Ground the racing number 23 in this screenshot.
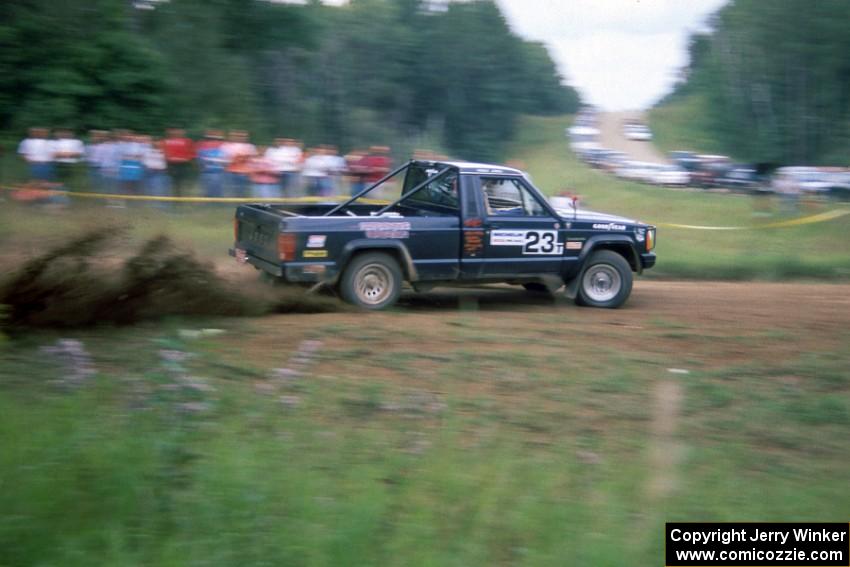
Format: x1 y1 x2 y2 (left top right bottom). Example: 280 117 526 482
523 230 559 255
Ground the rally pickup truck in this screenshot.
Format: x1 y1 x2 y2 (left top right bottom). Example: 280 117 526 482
230 160 656 309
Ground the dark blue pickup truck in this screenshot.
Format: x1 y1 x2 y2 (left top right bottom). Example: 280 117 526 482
231 160 656 309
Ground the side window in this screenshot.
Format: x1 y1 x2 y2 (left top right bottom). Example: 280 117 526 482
405 171 459 215
481 177 548 217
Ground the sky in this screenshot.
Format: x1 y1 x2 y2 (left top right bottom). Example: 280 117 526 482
283 0 728 111
496 0 728 111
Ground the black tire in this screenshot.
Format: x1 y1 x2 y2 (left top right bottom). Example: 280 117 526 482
575 250 633 309
340 252 403 310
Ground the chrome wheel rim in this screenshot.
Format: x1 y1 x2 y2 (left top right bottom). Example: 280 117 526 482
355 263 393 305
582 264 621 302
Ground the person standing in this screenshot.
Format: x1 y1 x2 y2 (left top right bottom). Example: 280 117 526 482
17 127 55 184
197 130 226 199
163 128 195 197
362 146 391 184
99 130 123 198
344 148 368 196
142 136 171 207
325 145 347 195
264 137 302 197
222 130 256 198
248 149 281 200
52 129 84 191
301 147 332 197
85 130 107 192
118 132 145 198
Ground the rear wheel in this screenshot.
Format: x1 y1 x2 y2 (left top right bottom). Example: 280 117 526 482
576 250 632 308
340 252 402 310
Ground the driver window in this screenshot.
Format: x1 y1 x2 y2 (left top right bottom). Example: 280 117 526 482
404 171 459 215
481 177 548 216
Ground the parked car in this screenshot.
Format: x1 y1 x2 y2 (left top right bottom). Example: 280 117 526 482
772 167 833 194
650 165 690 187
669 150 703 171
623 124 652 141
826 170 850 201
690 155 732 188
717 165 758 191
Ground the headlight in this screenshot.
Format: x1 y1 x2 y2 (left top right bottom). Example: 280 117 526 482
646 227 656 251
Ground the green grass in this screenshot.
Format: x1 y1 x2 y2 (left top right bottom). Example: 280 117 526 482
506 115 850 280
1 317 848 566
646 92 730 158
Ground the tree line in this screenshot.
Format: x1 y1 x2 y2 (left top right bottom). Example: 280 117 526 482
0 0 580 162
662 0 850 166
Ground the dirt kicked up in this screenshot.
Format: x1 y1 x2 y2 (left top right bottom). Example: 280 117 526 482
0 228 344 329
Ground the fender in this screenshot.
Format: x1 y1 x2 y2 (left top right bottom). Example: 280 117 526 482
338 239 419 282
563 234 641 281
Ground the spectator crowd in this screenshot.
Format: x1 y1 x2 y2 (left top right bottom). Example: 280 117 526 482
16 127 396 202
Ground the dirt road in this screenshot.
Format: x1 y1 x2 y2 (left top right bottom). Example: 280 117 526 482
234 280 850 372
597 111 669 164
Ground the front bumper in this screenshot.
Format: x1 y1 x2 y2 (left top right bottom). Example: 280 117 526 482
640 252 656 270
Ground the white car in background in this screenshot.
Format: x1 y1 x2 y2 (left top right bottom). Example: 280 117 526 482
650 165 690 187
615 161 656 183
624 124 652 141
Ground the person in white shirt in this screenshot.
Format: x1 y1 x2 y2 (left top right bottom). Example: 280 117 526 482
324 145 347 194
264 137 302 196
18 127 55 183
53 129 85 190
302 146 333 196
141 135 171 207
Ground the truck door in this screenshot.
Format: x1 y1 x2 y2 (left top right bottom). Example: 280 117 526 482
476 175 565 276
396 169 461 281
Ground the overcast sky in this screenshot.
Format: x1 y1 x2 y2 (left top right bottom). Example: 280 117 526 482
496 0 728 111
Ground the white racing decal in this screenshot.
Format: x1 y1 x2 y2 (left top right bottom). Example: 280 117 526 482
358 221 411 239
490 230 525 246
307 234 327 248
592 222 627 231
490 230 563 255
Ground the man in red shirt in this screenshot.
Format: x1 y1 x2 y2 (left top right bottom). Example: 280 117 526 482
360 145 392 186
162 128 195 197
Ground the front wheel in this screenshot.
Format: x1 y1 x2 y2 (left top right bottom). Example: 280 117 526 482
576 250 633 308
340 252 403 310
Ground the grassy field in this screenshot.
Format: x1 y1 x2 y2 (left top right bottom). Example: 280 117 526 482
2 300 849 566
645 93 729 159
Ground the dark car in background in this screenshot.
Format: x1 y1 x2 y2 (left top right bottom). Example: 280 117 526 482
717 165 758 191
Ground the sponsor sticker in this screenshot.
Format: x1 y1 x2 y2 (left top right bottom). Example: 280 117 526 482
490 230 563 255
303 250 328 258
490 230 526 246
307 235 327 248
358 221 411 239
592 222 627 231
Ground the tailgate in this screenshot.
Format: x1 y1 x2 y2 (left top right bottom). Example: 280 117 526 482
234 205 284 265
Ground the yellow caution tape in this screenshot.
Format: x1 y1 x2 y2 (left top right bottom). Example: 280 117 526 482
0 185 388 205
2 185 847 229
654 208 850 230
